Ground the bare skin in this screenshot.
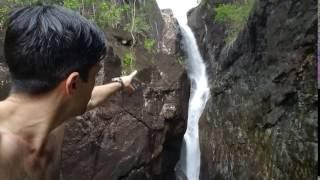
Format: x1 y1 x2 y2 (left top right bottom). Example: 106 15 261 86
0 63 137 180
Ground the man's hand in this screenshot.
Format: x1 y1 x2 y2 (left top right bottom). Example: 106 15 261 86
112 70 138 93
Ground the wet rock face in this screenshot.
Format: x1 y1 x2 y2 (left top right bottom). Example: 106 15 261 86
61 6 189 180
189 0 317 179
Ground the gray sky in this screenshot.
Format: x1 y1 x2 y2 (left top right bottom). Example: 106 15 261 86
156 0 199 24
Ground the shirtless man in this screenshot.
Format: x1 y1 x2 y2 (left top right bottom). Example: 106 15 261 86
0 5 137 180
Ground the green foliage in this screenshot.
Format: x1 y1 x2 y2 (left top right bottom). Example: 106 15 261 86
0 6 9 30
64 0 152 34
122 51 135 75
95 2 129 28
143 38 156 53
63 0 79 10
0 0 63 29
1 0 60 7
124 15 151 35
62 0 151 34
0 0 153 48
0 0 152 36
215 1 253 24
214 0 254 43
176 56 184 65
0 0 41 29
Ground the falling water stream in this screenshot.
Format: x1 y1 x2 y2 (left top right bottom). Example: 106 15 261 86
156 1 210 179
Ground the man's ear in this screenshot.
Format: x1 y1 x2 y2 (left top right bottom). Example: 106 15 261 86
65 72 80 96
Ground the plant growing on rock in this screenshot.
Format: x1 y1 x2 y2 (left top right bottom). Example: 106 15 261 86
124 15 150 35
176 56 184 65
143 38 156 53
63 0 130 28
122 51 135 75
63 0 80 10
0 0 65 30
214 0 254 43
0 0 41 29
124 13 151 47
95 1 129 28
0 6 9 30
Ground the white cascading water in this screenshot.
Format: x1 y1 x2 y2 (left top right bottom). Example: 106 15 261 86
157 1 210 179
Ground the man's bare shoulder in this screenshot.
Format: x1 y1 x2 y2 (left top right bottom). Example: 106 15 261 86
0 128 20 160
0 127 31 179
0 102 26 161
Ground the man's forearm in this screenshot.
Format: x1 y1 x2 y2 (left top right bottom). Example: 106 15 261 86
86 82 122 111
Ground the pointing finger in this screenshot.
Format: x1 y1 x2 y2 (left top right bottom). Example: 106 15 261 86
129 70 138 78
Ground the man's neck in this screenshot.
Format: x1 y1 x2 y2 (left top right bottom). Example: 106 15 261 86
0 92 70 154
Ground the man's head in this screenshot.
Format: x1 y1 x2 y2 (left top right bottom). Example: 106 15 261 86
4 5 106 115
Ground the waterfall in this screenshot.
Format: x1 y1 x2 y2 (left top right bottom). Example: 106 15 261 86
156 1 210 179
178 24 210 180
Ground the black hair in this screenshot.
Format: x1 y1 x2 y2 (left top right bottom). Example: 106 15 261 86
4 5 106 94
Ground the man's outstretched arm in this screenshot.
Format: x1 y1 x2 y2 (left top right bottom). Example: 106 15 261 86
86 70 137 111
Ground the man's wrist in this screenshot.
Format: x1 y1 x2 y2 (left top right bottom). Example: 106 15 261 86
111 78 124 90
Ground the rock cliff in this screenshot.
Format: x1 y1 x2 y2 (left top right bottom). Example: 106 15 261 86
188 0 318 179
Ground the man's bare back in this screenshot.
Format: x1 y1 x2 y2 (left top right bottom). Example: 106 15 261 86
0 124 64 180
